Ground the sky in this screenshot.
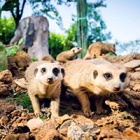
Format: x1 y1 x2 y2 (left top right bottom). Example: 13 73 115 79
100 0 140 43
2 0 140 44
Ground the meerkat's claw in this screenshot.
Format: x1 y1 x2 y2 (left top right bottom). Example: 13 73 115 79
84 111 94 118
35 112 42 118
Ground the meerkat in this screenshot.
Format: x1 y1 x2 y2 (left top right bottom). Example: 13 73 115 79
83 42 116 59
25 61 64 118
56 47 82 64
63 59 130 117
41 55 55 63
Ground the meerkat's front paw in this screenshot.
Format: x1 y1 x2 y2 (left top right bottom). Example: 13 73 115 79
83 110 94 118
35 112 42 118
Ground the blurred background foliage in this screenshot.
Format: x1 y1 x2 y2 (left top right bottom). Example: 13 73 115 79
0 17 15 44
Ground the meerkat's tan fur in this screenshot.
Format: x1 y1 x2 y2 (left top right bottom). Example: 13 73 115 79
41 55 55 63
63 59 130 117
25 61 64 118
56 47 82 63
83 42 116 59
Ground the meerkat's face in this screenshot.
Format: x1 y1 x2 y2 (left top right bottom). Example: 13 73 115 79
110 44 116 54
105 43 116 54
92 63 130 94
34 63 64 85
71 47 82 54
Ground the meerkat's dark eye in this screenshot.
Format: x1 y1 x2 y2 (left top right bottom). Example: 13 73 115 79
41 67 46 73
53 67 60 76
120 72 126 82
104 73 112 80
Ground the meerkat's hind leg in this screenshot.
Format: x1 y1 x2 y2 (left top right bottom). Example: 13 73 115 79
76 90 94 117
50 97 60 118
94 96 108 114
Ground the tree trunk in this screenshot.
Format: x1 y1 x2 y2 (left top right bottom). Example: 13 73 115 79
10 16 50 60
77 0 87 58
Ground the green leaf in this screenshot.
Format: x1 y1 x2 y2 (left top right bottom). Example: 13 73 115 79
18 38 24 46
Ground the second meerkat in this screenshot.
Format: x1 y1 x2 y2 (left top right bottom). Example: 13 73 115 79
56 47 82 64
25 61 64 118
63 59 130 117
83 42 116 59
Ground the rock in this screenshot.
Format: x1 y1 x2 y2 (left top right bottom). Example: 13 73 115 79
0 116 9 125
133 84 140 92
98 127 124 139
59 119 74 136
131 72 140 80
105 100 119 113
67 122 85 140
135 67 140 72
67 122 92 140
121 91 140 109
27 118 43 131
55 114 70 124
123 128 140 138
124 60 140 71
82 123 100 138
5 104 15 114
14 78 28 89
0 82 11 96
14 51 32 70
4 133 30 140
35 128 64 140
0 69 12 83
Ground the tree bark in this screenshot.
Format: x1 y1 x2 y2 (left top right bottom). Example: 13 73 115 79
10 16 50 60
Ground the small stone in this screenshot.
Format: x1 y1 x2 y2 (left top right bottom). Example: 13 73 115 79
131 72 140 80
0 69 12 83
27 118 43 131
124 60 140 71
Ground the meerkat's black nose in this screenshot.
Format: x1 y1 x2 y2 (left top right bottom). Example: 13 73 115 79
113 86 120 91
47 78 53 83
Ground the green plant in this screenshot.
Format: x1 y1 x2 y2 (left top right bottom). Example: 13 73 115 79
5 38 24 56
0 42 8 71
0 16 15 44
6 92 33 112
32 57 38 62
106 52 116 57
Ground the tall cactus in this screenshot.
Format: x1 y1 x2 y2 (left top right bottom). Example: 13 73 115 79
0 42 8 72
77 0 87 58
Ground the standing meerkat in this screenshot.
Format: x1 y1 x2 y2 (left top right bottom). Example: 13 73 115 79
25 61 64 118
63 59 130 117
83 42 116 59
56 47 82 64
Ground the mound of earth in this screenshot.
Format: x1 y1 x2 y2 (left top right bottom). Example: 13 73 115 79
0 53 140 140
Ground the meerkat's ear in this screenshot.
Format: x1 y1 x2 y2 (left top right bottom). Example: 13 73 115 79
34 68 38 77
93 70 98 79
61 68 65 77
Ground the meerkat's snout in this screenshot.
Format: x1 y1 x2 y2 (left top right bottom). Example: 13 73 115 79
113 84 121 91
47 77 53 84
